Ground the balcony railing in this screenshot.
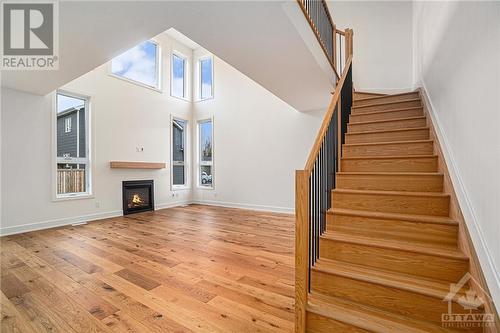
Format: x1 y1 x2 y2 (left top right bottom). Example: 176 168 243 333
296 0 352 79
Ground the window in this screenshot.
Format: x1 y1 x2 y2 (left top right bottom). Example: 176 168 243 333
64 117 72 133
198 119 213 188
171 53 186 99
56 92 91 197
199 57 213 100
172 117 187 187
111 40 160 89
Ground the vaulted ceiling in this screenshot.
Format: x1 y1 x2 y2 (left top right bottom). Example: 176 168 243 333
1 1 334 112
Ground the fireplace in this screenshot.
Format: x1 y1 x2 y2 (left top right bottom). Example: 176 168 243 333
122 180 154 215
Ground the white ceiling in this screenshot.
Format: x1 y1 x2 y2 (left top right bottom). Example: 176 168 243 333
1 1 334 111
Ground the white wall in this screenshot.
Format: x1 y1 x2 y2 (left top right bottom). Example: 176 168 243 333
191 48 324 210
327 1 414 93
413 1 500 307
1 33 323 235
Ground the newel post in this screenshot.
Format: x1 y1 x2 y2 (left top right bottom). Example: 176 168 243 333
345 28 354 60
295 170 309 333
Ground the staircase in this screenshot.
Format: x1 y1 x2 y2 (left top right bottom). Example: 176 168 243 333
301 92 485 332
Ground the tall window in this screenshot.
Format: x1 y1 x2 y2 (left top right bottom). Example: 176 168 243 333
171 53 186 99
56 92 91 197
198 119 213 188
172 118 187 187
111 40 160 89
199 57 213 100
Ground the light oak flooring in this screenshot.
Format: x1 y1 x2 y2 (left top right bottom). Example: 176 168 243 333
0 205 295 333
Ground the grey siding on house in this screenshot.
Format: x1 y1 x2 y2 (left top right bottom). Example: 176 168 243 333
57 108 85 158
173 165 185 185
79 109 86 157
172 120 185 185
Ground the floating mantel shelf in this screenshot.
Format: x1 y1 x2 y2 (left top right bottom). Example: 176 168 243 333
110 161 166 169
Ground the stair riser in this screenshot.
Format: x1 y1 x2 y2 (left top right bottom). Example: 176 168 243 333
332 191 450 216
327 213 458 247
341 157 438 173
352 100 422 114
342 141 434 158
306 311 371 333
345 128 429 144
348 118 427 133
319 238 468 281
311 270 481 329
353 92 420 107
354 92 386 100
349 108 423 123
336 173 443 192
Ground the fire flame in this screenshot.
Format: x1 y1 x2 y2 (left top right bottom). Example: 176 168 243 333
132 194 143 205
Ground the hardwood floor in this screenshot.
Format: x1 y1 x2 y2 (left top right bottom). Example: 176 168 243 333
0 205 295 333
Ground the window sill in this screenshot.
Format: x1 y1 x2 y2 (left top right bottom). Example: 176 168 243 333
171 186 190 191
109 73 162 93
53 193 94 202
170 94 191 102
195 96 214 103
197 185 214 190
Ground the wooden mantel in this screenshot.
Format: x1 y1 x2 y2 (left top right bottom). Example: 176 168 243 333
110 161 166 169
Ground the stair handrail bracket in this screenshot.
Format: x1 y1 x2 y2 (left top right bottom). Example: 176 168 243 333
295 54 353 332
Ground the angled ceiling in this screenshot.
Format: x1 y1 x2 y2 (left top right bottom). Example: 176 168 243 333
1 1 334 111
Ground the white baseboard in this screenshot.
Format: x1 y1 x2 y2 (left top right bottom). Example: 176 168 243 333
155 200 191 210
420 83 500 307
190 199 294 214
0 210 122 236
0 199 293 236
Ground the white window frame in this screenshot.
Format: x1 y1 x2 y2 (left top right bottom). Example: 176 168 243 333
53 90 93 200
170 50 189 101
197 118 214 189
64 117 72 133
171 115 189 190
198 55 214 101
109 39 162 92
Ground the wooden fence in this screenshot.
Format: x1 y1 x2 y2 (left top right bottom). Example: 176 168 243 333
57 169 86 194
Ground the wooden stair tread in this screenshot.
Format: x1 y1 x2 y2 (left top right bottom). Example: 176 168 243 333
341 154 438 161
352 98 422 110
353 92 419 104
350 106 423 116
312 258 471 302
321 231 468 260
348 115 426 126
328 208 458 225
337 171 443 176
343 139 433 147
333 188 449 198
354 91 387 97
345 127 429 136
307 292 459 333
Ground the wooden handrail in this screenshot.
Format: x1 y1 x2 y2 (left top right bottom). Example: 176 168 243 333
295 55 353 333
304 55 353 171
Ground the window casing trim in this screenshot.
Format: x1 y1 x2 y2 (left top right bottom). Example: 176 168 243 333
196 117 214 190
170 50 190 101
171 115 190 190
108 39 162 92
52 90 93 201
198 55 214 101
